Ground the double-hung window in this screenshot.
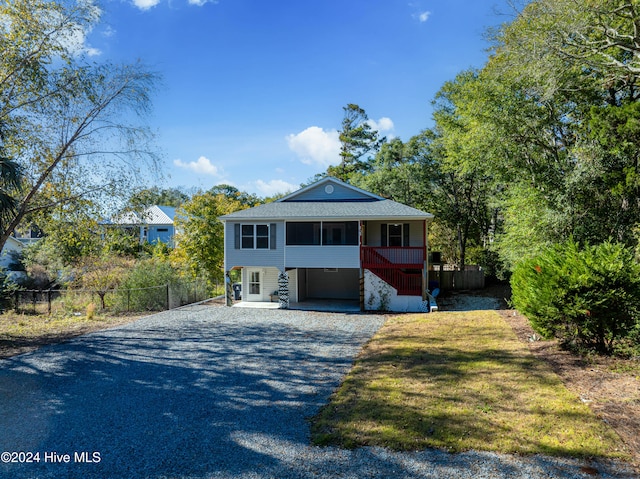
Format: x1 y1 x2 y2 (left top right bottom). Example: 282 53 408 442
241 224 270 249
255 224 269 249
381 223 410 247
388 224 403 247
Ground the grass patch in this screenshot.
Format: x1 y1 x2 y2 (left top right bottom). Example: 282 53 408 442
311 311 628 459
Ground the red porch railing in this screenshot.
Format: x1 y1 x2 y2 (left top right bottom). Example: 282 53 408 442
361 247 425 296
374 268 423 295
361 247 424 269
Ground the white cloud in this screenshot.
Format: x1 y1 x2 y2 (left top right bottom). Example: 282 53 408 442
252 179 297 197
84 46 101 57
418 11 431 23
61 25 102 56
286 126 341 167
102 26 116 38
188 0 218 5
367 117 395 133
132 0 161 10
173 156 221 176
131 0 216 8
45 1 102 57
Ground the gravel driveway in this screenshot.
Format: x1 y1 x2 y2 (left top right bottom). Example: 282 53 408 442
0 305 635 478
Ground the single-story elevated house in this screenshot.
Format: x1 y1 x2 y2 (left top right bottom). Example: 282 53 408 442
220 177 435 312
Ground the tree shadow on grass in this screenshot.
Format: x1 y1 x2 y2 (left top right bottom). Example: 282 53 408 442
311 318 624 460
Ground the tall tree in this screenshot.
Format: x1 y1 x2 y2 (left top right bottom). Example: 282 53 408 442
327 104 385 182
352 132 435 209
128 187 190 209
0 0 159 253
429 72 500 269
0 144 23 232
478 0 640 266
171 192 246 285
209 184 262 208
495 0 640 99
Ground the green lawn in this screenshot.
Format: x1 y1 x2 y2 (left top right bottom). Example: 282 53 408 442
311 311 628 459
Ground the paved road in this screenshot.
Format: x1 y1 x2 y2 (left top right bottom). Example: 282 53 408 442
0 305 635 479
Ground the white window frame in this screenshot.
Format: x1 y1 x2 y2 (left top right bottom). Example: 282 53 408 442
387 223 404 247
240 224 270 250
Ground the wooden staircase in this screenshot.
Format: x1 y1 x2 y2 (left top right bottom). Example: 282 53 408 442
361 247 423 296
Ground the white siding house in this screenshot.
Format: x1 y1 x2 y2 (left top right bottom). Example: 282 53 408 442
0 237 26 282
220 177 434 312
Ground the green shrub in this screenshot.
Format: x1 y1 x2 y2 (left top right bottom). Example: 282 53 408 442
511 240 640 355
114 257 181 312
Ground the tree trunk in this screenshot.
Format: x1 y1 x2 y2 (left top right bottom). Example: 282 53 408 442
458 226 466 271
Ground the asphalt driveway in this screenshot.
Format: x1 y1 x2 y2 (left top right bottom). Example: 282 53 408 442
0 305 634 479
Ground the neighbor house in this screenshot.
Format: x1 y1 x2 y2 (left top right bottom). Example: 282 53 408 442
0 236 26 282
220 177 434 312
103 205 177 246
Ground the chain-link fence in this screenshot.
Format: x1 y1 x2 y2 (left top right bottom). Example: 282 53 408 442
10 278 217 315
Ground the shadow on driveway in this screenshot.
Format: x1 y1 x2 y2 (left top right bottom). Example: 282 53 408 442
0 307 383 479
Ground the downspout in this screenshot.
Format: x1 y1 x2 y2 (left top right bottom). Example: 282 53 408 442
221 219 232 307
359 220 365 312
283 220 289 302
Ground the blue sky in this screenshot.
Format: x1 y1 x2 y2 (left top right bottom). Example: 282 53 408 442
85 0 512 197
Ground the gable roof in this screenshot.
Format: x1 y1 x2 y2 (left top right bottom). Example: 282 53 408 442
220 177 433 221
107 205 177 226
278 176 384 203
144 205 176 225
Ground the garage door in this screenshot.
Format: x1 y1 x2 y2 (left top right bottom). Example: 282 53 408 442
303 268 359 300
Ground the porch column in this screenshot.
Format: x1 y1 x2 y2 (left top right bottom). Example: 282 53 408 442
225 271 233 307
359 268 365 312
360 220 366 312
278 271 290 309
423 219 428 300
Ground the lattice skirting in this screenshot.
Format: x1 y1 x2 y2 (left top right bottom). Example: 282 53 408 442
278 271 289 309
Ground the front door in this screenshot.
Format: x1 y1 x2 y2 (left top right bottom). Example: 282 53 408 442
246 269 263 301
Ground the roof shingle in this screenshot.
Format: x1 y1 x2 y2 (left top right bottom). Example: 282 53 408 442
220 199 432 221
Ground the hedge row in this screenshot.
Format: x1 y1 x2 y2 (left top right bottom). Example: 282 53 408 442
511 240 640 355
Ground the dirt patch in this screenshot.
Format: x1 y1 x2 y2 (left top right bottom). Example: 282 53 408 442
437 284 511 311
498 308 640 468
0 297 226 360
201 297 226 306
0 313 147 359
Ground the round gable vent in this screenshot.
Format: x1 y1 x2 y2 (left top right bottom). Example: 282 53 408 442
325 184 334 194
